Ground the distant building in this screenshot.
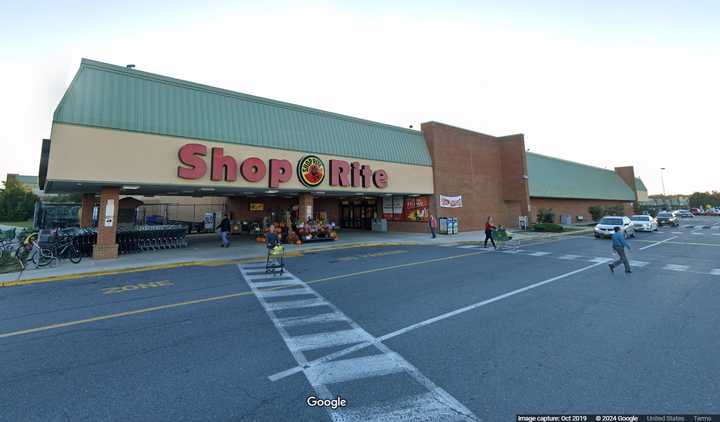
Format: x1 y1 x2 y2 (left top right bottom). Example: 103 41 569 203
5 174 41 196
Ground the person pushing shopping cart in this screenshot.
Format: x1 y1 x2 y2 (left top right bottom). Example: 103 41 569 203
265 224 284 275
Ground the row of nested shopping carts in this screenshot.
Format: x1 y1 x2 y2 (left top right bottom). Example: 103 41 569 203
69 225 189 256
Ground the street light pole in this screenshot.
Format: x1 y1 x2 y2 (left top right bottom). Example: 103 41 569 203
660 167 666 196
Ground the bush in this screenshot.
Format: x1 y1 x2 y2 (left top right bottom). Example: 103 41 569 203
533 223 564 233
588 206 605 221
536 208 555 224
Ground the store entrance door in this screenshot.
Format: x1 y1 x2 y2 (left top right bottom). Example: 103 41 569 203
340 199 377 230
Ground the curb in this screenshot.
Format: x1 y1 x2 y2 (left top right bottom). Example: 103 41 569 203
0 241 418 288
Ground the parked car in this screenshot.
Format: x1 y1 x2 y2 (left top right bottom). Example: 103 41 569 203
594 216 636 239
677 209 694 218
656 211 680 226
690 208 704 215
630 215 658 232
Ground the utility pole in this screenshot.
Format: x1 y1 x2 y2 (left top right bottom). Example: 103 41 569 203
660 167 666 196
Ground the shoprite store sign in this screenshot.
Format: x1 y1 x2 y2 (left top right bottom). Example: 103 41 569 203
176 143 389 189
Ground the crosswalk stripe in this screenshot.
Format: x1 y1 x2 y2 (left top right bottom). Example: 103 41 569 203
304 353 405 386
663 264 689 272
277 312 348 328
528 251 551 256
558 254 581 260
286 328 372 352
710 269 720 276
255 287 315 298
265 298 328 311
333 391 468 422
590 257 612 263
250 279 302 288
457 245 481 249
691 232 703 235
630 260 650 267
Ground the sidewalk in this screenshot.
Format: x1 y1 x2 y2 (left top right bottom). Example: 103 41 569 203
0 227 591 285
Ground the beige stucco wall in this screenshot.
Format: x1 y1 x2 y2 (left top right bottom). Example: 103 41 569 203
47 123 434 195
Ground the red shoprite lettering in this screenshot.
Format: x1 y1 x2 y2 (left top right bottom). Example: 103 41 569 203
177 144 388 189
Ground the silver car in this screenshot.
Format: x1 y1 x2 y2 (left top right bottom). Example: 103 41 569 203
631 215 658 232
594 216 636 239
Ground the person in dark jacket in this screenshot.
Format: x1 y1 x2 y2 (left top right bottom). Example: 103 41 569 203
216 214 231 247
428 214 437 239
484 216 497 249
608 226 632 273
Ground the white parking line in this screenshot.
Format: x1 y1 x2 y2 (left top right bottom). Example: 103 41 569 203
639 236 678 251
269 261 606 383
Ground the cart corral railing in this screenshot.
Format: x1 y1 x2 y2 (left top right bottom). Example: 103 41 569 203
136 203 226 232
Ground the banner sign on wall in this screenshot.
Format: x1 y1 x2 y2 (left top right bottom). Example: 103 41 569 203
439 195 463 208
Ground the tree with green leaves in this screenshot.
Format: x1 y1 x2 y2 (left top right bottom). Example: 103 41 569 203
0 178 38 221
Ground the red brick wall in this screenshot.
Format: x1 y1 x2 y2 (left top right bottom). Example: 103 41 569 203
387 221 427 233
530 197 634 223
422 122 530 231
314 197 340 223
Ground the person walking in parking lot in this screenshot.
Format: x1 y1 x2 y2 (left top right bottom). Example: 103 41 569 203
609 226 632 274
216 214 231 248
484 216 497 249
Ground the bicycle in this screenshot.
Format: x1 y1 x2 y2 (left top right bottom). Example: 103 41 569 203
0 228 18 259
13 232 38 273
32 232 82 267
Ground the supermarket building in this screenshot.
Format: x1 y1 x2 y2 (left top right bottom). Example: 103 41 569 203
39 59 645 259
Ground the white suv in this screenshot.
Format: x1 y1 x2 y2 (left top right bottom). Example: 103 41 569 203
594 216 636 239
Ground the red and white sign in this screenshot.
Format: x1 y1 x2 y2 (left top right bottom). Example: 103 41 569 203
439 195 463 208
176 143 389 189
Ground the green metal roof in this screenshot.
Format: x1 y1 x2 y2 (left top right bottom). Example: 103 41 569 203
635 177 647 192
53 59 432 166
527 152 636 201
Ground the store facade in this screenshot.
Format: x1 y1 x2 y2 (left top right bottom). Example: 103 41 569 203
39 59 643 259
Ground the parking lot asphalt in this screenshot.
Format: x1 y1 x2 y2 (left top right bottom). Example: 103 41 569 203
1 216 719 421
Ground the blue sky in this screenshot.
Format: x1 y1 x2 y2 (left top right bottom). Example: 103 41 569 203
2 0 719 194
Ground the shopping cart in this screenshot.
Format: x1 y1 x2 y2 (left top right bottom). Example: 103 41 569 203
265 244 285 275
492 227 520 251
